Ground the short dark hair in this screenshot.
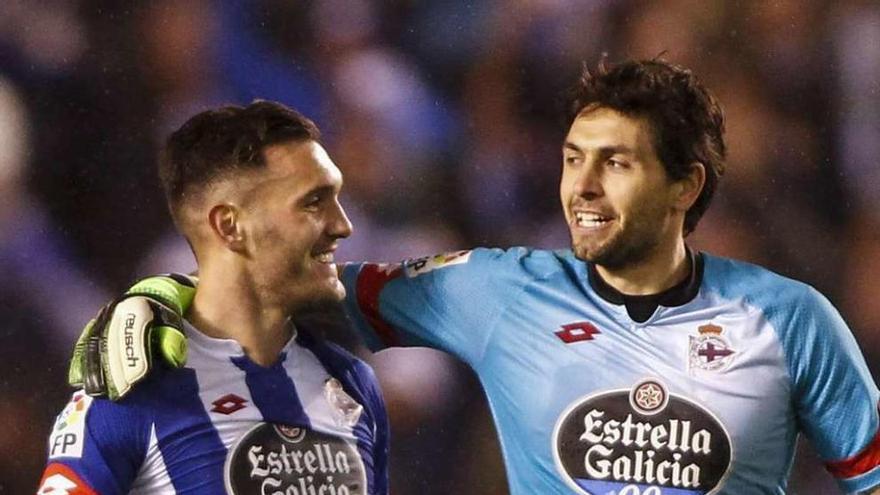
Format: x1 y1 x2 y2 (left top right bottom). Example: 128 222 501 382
566 58 726 235
159 100 320 221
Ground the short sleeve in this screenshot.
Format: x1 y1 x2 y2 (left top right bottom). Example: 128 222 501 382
780 288 880 493
38 390 150 495
340 248 527 366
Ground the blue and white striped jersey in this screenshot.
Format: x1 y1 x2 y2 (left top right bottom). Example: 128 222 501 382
40 322 389 495
341 247 880 495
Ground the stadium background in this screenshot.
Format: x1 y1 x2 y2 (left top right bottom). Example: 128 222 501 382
1 0 878 493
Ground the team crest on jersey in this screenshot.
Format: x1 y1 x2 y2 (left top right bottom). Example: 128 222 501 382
225 422 367 495
553 378 733 495
48 391 93 459
325 378 363 427
403 250 471 277
688 324 737 374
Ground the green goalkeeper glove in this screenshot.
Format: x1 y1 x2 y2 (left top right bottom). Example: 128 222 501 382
68 273 197 400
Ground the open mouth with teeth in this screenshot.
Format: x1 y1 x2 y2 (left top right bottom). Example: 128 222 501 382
574 212 614 229
312 251 335 264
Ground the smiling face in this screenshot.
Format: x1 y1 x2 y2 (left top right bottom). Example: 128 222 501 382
560 106 686 269
238 140 352 312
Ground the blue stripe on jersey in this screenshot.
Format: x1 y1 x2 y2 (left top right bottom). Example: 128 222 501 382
146 367 227 493
73 398 151 494
231 353 311 427
297 330 388 495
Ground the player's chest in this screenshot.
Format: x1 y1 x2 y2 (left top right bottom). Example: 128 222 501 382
144 359 373 495
480 294 793 494
484 291 788 397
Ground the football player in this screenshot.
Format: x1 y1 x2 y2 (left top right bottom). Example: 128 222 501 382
40 102 389 494
67 60 880 494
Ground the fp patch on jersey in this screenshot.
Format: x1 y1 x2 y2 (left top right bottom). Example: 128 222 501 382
48 391 93 459
403 250 471 278
553 379 733 494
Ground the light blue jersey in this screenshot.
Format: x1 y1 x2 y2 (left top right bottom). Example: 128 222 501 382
341 247 880 494
40 323 389 495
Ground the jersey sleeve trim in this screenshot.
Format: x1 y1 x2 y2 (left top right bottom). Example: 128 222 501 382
38 462 99 495
826 403 880 479
354 263 404 347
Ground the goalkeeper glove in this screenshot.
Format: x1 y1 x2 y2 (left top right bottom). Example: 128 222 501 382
68 273 197 400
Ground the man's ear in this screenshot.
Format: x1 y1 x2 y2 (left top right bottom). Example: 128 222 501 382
674 162 706 212
207 203 246 252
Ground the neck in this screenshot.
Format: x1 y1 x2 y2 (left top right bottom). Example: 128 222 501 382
188 260 292 367
595 237 689 296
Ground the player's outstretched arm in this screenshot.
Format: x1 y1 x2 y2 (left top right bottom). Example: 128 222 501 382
68 274 196 400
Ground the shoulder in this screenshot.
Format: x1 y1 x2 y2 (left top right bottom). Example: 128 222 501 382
699 254 862 380
699 252 848 352
445 246 576 280
297 331 381 396
700 252 820 312
310 339 387 420
47 389 152 464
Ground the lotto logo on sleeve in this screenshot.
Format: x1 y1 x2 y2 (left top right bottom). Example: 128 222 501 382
48 391 93 459
38 463 97 494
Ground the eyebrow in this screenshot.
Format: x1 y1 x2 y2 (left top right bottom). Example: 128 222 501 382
298 184 337 202
562 142 636 156
562 142 582 153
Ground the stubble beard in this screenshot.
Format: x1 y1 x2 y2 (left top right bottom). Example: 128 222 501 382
571 212 664 271
292 282 346 314
254 257 344 317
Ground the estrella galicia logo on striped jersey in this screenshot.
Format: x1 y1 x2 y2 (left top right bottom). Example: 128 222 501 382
225 423 366 495
553 379 733 495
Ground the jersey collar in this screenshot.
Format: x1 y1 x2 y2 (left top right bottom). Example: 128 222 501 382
587 247 704 323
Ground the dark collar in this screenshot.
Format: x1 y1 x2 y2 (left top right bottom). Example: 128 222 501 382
587 248 704 323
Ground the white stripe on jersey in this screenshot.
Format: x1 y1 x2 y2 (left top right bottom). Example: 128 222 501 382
130 424 173 494
186 326 263 448
132 321 365 488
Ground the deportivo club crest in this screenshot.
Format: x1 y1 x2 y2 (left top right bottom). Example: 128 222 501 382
324 378 363 428
553 378 733 495
689 324 736 373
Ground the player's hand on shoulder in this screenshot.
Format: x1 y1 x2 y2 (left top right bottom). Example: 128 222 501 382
68 273 197 400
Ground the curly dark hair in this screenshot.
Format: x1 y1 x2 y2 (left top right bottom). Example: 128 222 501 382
566 58 726 235
160 100 320 220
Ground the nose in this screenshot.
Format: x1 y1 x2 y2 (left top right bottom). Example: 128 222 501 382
572 160 603 200
328 199 353 239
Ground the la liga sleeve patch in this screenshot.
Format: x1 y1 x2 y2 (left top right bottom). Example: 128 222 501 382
403 250 471 278
48 391 93 459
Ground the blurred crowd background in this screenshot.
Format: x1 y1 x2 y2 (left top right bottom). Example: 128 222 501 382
1 0 878 493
